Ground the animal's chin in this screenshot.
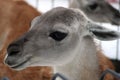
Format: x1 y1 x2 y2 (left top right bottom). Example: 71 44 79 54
11 65 27 71
10 59 30 71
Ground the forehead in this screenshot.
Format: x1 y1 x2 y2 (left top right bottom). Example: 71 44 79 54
40 7 81 26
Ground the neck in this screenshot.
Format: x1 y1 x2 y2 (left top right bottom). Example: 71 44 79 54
55 37 100 80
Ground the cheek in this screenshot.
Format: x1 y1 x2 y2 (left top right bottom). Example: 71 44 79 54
27 44 79 66
23 44 35 54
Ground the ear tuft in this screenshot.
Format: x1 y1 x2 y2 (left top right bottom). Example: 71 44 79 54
30 16 41 30
91 30 120 40
87 21 120 41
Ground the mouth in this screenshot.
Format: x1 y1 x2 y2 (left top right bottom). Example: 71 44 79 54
11 60 28 68
8 58 30 70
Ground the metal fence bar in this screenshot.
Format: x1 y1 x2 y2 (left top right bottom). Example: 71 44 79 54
118 0 120 60
116 0 120 60
116 29 119 60
51 0 55 8
100 69 120 80
68 0 71 5
36 0 39 10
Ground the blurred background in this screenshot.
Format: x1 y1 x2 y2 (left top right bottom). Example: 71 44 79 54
24 0 120 61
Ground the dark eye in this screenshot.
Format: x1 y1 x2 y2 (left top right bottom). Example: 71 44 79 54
49 31 67 41
87 3 99 11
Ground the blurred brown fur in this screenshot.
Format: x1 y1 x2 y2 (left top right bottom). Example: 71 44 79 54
97 50 117 80
0 0 53 80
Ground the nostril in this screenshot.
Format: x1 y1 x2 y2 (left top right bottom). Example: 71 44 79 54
7 44 21 56
8 50 20 56
24 38 29 42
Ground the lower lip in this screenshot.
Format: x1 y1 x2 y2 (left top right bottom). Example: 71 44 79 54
10 59 28 69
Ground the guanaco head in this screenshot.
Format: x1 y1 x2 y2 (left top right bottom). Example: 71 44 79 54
69 0 120 25
4 7 120 70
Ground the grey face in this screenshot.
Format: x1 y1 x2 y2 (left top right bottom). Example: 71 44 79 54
70 0 120 25
4 7 83 70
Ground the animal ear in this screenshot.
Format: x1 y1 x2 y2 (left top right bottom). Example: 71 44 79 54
30 16 41 30
87 21 120 41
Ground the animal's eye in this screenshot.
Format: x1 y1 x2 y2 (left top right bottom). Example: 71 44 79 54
87 3 99 11
49 31 67 41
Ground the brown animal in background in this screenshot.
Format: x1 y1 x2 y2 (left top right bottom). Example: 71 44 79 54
0 0 53 80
